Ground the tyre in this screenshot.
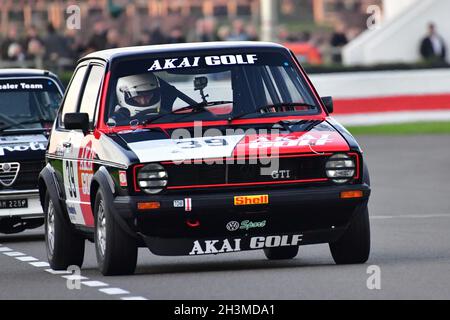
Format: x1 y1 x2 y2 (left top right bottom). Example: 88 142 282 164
94 189 137 276
264 246 299 260
329 206 370 265
44 191 85 270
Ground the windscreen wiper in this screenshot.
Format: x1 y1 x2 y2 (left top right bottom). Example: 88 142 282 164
230 102 317 121
273 119 324 133
143 100 233 125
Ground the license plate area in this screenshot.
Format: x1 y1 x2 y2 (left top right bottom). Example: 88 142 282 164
0 199 28 209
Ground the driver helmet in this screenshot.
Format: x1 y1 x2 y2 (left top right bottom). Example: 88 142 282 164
116 73 161 117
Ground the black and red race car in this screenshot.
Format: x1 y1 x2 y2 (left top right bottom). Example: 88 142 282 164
39 42 371 275
0 69 63 234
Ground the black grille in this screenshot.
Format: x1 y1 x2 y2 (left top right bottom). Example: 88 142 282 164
6 160 45 190
167 163 225 186
165 156 327 188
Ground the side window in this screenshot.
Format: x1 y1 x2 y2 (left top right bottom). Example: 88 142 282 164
79 65 104 126
60 66 88 127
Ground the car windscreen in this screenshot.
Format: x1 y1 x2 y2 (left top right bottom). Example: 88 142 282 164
105 51 321 127
0 78 62 132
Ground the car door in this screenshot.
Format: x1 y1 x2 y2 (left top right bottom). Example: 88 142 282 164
48 64 88 225
62 63 105 228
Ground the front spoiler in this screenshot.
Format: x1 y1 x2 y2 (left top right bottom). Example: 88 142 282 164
141 228 346 256
111 184 370 255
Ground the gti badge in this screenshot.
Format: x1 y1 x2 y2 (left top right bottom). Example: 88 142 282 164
271 170 291 180
0 162 20 187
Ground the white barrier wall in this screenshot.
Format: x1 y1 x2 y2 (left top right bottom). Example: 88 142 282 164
343 0 450 65
382 0 418 21
309 68 450 99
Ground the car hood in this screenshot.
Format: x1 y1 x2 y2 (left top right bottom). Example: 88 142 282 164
118 120 350 163
0 133 48 162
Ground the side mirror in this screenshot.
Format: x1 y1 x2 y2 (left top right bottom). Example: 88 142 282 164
321 96 333 114
64 113 90 133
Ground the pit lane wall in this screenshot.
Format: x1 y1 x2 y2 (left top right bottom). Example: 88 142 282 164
309 68 450 125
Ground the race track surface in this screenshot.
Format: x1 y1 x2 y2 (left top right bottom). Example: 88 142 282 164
1 135 450 300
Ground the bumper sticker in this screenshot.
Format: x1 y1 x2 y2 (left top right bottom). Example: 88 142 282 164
189 234 303 255
234 195 269 206
226 220 267 232
173 200 184 208
184 198 192 211
119 171 127 187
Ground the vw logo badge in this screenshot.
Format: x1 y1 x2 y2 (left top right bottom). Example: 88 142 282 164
226 221 240 232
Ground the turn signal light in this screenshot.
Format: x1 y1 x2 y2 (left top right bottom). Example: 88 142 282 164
137 201 161 210
340 190 364 199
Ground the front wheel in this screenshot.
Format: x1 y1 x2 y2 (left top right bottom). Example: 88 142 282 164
264 246 299 260
44 191 85 270
94 189 137 276
329 206 370 264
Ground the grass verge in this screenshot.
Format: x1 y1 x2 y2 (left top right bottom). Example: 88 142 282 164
347 122 450 135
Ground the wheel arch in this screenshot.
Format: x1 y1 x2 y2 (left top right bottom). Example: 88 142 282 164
362 161 370 187
38 164 71 226
90 166 139 240
90 166 115 218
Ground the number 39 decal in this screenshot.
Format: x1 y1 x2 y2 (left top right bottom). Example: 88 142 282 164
65 160 77 198
176 138 228 149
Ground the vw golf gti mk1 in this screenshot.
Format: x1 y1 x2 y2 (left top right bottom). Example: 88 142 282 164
39 42 371 275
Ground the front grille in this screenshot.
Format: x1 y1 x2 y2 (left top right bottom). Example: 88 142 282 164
165 155 328 189
0 163 20 187
0 160 45 190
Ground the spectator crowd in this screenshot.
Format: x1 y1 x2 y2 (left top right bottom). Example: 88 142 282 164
0 18 262 71
1 17 447 71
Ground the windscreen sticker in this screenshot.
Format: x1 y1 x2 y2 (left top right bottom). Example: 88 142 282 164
0 83 44 90
148 54 258 71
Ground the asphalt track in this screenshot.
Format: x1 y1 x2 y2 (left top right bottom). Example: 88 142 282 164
1 135 450 300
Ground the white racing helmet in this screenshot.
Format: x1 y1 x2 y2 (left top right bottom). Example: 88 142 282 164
116 73 161 117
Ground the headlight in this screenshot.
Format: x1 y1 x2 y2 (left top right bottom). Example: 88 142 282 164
137 163 168 194
325 154 355 184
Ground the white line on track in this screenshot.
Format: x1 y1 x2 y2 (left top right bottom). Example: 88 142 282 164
0 243 148 300
3 251 25 257
99 288 130 295
29 261 50 267
62 274 88 281
45 269 71 275
15 256 38 262
81 280 108 287
371 214 450 220
120 296 149 300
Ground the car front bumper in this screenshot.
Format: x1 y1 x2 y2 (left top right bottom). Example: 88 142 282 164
112 184 371 256
0 189 43 218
